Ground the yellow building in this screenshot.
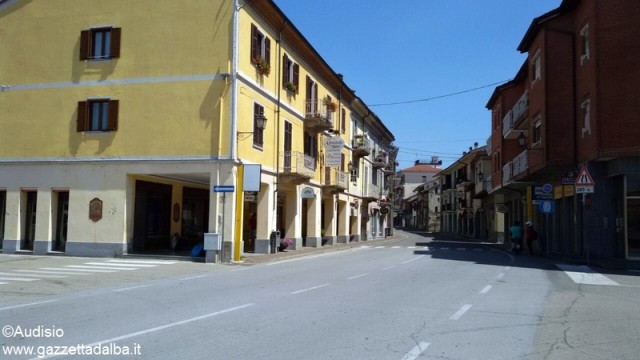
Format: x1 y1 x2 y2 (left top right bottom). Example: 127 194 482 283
0 0 396 260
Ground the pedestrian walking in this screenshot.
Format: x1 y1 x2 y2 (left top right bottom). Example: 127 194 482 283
525 221 538 255
510 220 524 255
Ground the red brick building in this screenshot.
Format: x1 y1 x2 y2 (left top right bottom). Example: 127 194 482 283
487 0 640 263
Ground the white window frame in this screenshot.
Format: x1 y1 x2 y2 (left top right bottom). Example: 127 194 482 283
533 116 542 145
581 99 591 138
531 50 542 85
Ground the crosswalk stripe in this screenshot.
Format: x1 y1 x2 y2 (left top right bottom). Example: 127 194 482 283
109 259 177 265
84 262 154 268
67 265 137 271
556 264 619 286
0 277 40 282
0 282 7 285
64 265 121 272
0 272 67 279
391 246 401 249
42 267 115 273
15 269 90 276
374 246 386 249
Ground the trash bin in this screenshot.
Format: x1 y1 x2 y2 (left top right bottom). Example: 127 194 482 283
270 231 280 254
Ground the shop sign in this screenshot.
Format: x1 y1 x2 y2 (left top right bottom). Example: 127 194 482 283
300 187 316 199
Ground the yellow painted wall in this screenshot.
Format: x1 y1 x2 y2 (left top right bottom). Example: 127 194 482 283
0 0 233 158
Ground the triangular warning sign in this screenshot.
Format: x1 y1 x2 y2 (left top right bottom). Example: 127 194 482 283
575 166 595 186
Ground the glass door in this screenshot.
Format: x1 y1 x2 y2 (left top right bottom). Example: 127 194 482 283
627 198 640 258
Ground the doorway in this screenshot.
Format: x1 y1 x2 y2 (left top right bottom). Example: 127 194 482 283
181 187 210 252
22 191 37 250
133 181 172 252
53 191 69 252
0 191 5 249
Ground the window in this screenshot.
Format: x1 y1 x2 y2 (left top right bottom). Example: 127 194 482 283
282 54 299 94
341 108 346 133
532 51 541 83
305 76 318 114
253 103 265 148
580 23 590 64
80 27 121 61
581 99 591 137
350 162 358 183
303 131 317 160
77 99 119 132
250 24 271 67
533 116 542 144
422 176 427 182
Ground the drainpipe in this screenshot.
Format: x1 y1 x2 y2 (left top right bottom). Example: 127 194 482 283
230 0 240 160
272 21 287 251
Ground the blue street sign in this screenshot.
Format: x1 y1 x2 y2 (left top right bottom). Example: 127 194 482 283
213 185 235 193
539 200 554 214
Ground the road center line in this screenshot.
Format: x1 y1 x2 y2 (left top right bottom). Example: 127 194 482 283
401 255 425 264
28 303 254 360
180 274 207 280
450 304 472 320
347 273 368 280
0 299 58 312
290 283 331 295
479 285 492 294
113 284 153 292
401 341 430 360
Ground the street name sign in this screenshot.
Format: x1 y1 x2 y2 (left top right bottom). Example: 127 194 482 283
213 185 235 193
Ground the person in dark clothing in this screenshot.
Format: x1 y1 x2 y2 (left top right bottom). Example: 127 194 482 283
525 221 538 256
510 220 524 255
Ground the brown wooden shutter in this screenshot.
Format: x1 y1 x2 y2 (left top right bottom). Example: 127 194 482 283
264 37 271 64
110 27 121 58
250 24 258 62
282 54 289 86
107 100 119 131
341 108 346 132
293 63 300 94
79 30 90 60
77 101 88 131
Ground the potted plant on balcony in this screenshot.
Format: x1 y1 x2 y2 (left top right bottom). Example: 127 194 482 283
252 56 271 76
285 81 297 93
323 96 337 112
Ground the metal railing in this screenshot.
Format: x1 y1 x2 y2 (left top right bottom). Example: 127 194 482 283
353 135 372 153
324 168 348 189
503 161 513 184
513 150 528 177
281 151 315 178
363 183 380 199
305 100 333 124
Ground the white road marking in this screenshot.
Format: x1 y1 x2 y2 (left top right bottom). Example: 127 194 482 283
347 273 368 280
28 303 254 360
114 284 153 292
180 275 207 280
375 246 386 249
66 265 134 271
47 267 117 273
496 273 505 280
0 282 7 285
108 259 177 265
401 256 425 264
392 246 401 249
0 272 67 279
556 264 620 286
0 276 40 282
407 246 417 249
15 269 90 276
0 300 58 312
290 283 331 295
450 304 473 320
84 262 153 268
504 266 511 271
479 285 493 294
382 265 396 270
401 341 431 360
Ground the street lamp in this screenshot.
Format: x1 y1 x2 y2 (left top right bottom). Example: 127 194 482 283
237 114 268 139
477 170 484 182
518 132 527 146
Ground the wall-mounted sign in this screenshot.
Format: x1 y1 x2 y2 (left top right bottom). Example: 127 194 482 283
301 187 316 199
324 137 344 168
89 198 103 222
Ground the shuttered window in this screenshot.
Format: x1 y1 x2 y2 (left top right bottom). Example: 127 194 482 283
341 108 346 133
282 54 300 94
80 27 121 61
77 99 119 132
253 103 265 148
250 24 271 66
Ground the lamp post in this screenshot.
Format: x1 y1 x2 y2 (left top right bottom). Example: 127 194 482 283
518 132 526 146
237 115 267 139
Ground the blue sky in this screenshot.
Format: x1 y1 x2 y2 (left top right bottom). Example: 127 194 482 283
273 0 561 169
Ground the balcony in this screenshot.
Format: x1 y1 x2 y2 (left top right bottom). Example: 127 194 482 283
323 168 348 193
372 152 388 168
502 91 529 139
363 183 381 200
280 151 315 184
304 100 333 133
475 175 492 196
512 149 528 177
352 135 371 157
503 161 513 184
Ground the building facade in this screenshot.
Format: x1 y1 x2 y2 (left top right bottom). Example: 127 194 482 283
487 0 640 262
0 0 396 260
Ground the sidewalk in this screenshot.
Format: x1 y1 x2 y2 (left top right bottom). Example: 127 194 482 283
239 234 401 265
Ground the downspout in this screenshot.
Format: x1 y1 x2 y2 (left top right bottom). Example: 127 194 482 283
273 21 287 246
230 0 240 160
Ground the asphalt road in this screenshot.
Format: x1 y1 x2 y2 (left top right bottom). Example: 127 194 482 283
2 230 640 359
